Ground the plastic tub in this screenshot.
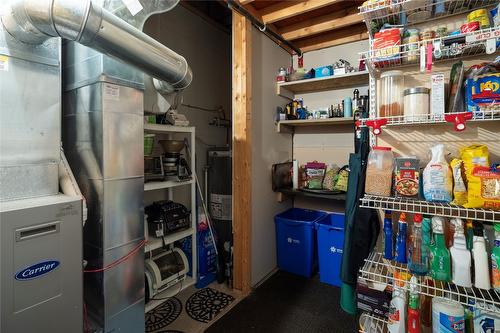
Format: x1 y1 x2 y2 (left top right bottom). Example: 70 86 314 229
316 213 345 286
379 70 404 117
275 208 327 277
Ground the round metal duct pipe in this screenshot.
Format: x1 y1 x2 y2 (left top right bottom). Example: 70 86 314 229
1 0 192 91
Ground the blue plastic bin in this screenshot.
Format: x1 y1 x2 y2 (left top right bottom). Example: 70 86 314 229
315 213 345 287
275 208 327 277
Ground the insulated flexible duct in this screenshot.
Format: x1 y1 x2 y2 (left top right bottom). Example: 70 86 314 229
1 0 192 91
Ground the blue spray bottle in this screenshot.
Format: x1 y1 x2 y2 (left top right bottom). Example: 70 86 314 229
395 212 408 264
384 210 394 260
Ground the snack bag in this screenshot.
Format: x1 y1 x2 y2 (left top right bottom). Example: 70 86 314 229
460 145 490 206
333 166 349 192
423 144 453 203
464 165 500 210
322 164 340 191
451 159 468 206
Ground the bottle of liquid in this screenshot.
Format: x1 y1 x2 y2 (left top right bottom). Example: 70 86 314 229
395 213 408 264
449 218 472 288
473 221 491 290
465 219 474 251
409 214 428 275
407 276 420 333
388 274 407 333
432 298 465 333
384 210 394 260
353 88 360 113
492 223 500 291
429 216 451 282
422 215 432 264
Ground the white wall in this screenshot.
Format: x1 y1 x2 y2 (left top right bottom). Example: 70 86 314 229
290 40 370 211
251 28 293 286
144 6 231 188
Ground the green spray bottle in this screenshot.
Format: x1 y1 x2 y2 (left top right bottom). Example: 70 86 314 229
429 216 451 282
491 223 500 291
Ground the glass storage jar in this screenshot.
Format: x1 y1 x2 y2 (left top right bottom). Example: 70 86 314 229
365 146 394 197
379 70 404 118
404 87 430 119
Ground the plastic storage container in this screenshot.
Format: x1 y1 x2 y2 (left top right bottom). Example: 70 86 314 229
365 146 394 197
379 70 404 117
315 213 345 286
275 208 327 277
404 87 430 119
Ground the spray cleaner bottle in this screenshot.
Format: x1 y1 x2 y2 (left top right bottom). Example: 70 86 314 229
430 216 451 282
384 210 394 260
409 214 428 275
449 218 472 288
395 213 408 264
407 276 420 333
473 221 491 290
388 272 408 333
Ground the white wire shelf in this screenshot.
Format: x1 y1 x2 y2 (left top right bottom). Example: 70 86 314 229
360 27 500 73
360 252 500 313
358 110 500 127
144 228 194 253
359 0 498 35
359 313 388 333
359 195 500 223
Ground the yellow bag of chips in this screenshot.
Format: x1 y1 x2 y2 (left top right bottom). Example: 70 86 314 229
464 165 500 210
460 145 491 208
451 159 467 206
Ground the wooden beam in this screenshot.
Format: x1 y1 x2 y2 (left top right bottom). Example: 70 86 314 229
295 24 368 53
235 3 295 55
239 0 255 4
279 7 362 41
232 11 252 295
260 0 338 24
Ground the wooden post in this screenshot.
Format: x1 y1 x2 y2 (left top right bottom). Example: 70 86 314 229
232 11 252 295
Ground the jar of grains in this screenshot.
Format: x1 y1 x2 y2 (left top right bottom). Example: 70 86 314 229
365 146 394 196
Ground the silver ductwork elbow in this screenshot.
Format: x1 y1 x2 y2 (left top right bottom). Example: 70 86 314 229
1 0 192 91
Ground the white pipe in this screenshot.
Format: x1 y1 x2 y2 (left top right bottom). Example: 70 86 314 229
1 0 192 91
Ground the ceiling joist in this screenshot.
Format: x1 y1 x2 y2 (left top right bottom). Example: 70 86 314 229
260 0 338 24
279 7 362 41
294 23 368 53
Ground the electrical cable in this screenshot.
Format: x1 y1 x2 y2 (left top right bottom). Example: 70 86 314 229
83 239 147 273
181 103 226 120
83 302 91 333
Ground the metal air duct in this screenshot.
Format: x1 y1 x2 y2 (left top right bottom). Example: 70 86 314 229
1 0 192 91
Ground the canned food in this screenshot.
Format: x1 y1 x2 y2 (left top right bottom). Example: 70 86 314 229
461 21 480 33
467 9 491 28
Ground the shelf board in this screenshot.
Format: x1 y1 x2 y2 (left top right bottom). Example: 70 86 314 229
279 188 346 201
360 252 500 314
145 276 196 313
277 71 369 98
144 228 194 253
359 195 500 223
144 123 194 134
276 117 354 133
144 179 194 192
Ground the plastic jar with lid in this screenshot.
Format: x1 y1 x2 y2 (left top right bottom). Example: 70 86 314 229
365 146 394 197
404 87 430 120
379 70 404 118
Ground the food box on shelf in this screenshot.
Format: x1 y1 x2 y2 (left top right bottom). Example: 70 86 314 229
314 65 333 78
357 277 392 318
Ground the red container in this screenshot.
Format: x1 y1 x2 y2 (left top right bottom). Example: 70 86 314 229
460 21 480 33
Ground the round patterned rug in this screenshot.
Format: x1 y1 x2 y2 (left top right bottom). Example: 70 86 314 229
145 297 182 332
185 288 235 323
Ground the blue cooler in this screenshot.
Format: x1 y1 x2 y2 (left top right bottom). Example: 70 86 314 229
315 213 345 286
275 208 327 277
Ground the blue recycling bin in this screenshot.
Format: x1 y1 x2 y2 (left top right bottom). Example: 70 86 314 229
275 208 327 277
315 213 345 287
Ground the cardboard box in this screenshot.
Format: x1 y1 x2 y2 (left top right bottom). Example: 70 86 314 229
431 73 445 115
356 278 392 318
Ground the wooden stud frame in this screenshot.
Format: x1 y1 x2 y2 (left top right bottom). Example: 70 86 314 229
232 10 252 295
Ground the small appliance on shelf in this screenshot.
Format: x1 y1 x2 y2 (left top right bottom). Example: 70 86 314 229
144 139 192 182
145 200 191 238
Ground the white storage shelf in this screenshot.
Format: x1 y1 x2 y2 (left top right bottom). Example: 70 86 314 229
359 195 500 223
359 0 498 36
144 179 194 192
144 123 195 134
360 252 500 314
144 228 194 253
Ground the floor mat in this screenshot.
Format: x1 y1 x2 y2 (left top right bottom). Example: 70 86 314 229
205 271 357 333
146 283 242 333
